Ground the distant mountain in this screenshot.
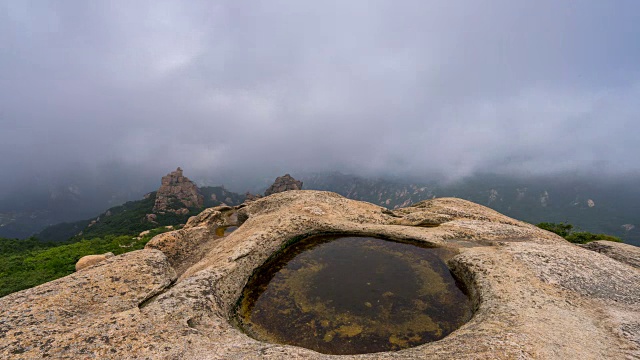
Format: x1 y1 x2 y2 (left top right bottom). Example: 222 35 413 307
7 169 640 247
0 183 150 239
0 168 246 241
33 171 307 243
299 172 438 209
35 185 244 243
300 172 640 247
34 168 246 243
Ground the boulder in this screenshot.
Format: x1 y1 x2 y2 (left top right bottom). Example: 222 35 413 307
145 205 239 276
75 252 115 271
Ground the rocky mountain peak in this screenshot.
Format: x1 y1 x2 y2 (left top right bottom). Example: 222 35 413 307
152 168 204 214
161 167 185 186
264 174 303 196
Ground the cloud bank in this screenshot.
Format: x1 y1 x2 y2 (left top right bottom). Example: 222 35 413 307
2 0 640 193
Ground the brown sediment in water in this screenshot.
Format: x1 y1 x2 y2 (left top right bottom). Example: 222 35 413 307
234 235 473 355
215 226 238 237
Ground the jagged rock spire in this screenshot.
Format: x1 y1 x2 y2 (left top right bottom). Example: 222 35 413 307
152 168 204 214
264 174 303 196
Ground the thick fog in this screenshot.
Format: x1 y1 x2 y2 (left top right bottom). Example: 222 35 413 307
2 1 640 195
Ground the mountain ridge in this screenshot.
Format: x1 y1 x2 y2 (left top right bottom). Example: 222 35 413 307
298 172 640 246
4 170 640 246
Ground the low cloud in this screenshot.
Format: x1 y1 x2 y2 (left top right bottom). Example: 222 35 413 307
1 1 639 194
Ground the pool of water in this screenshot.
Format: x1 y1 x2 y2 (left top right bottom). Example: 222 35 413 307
215 225 238 237
234 235 472 355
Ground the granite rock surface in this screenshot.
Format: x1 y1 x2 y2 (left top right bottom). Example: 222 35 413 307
1 191 638 359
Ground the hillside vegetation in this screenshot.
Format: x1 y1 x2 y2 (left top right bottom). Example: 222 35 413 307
35 186 243 243
536 222 622 244
0 227 171 298
0 182 246 298
35 192 190 242
0 171 635 299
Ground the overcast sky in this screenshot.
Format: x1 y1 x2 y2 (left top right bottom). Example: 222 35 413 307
2 1 640 193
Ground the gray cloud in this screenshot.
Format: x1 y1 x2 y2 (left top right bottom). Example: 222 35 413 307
1 0 640 193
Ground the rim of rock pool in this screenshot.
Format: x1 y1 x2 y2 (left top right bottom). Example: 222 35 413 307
231 234 475 355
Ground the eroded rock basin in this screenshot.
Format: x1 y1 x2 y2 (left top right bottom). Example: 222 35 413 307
4 193 638 359
234 235 473 355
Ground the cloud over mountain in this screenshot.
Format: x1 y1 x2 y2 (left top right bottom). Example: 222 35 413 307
2 1 640 192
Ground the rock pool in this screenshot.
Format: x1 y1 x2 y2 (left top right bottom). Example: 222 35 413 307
234 235 473 354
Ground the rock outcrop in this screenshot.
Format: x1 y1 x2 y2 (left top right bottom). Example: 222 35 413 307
244 192 262 202
145 213 158 223
152 167 204 214
264 174 302 196
1 191 638 359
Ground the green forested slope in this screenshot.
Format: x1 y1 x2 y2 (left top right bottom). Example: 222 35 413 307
0 185 246 298
0 228 170 298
